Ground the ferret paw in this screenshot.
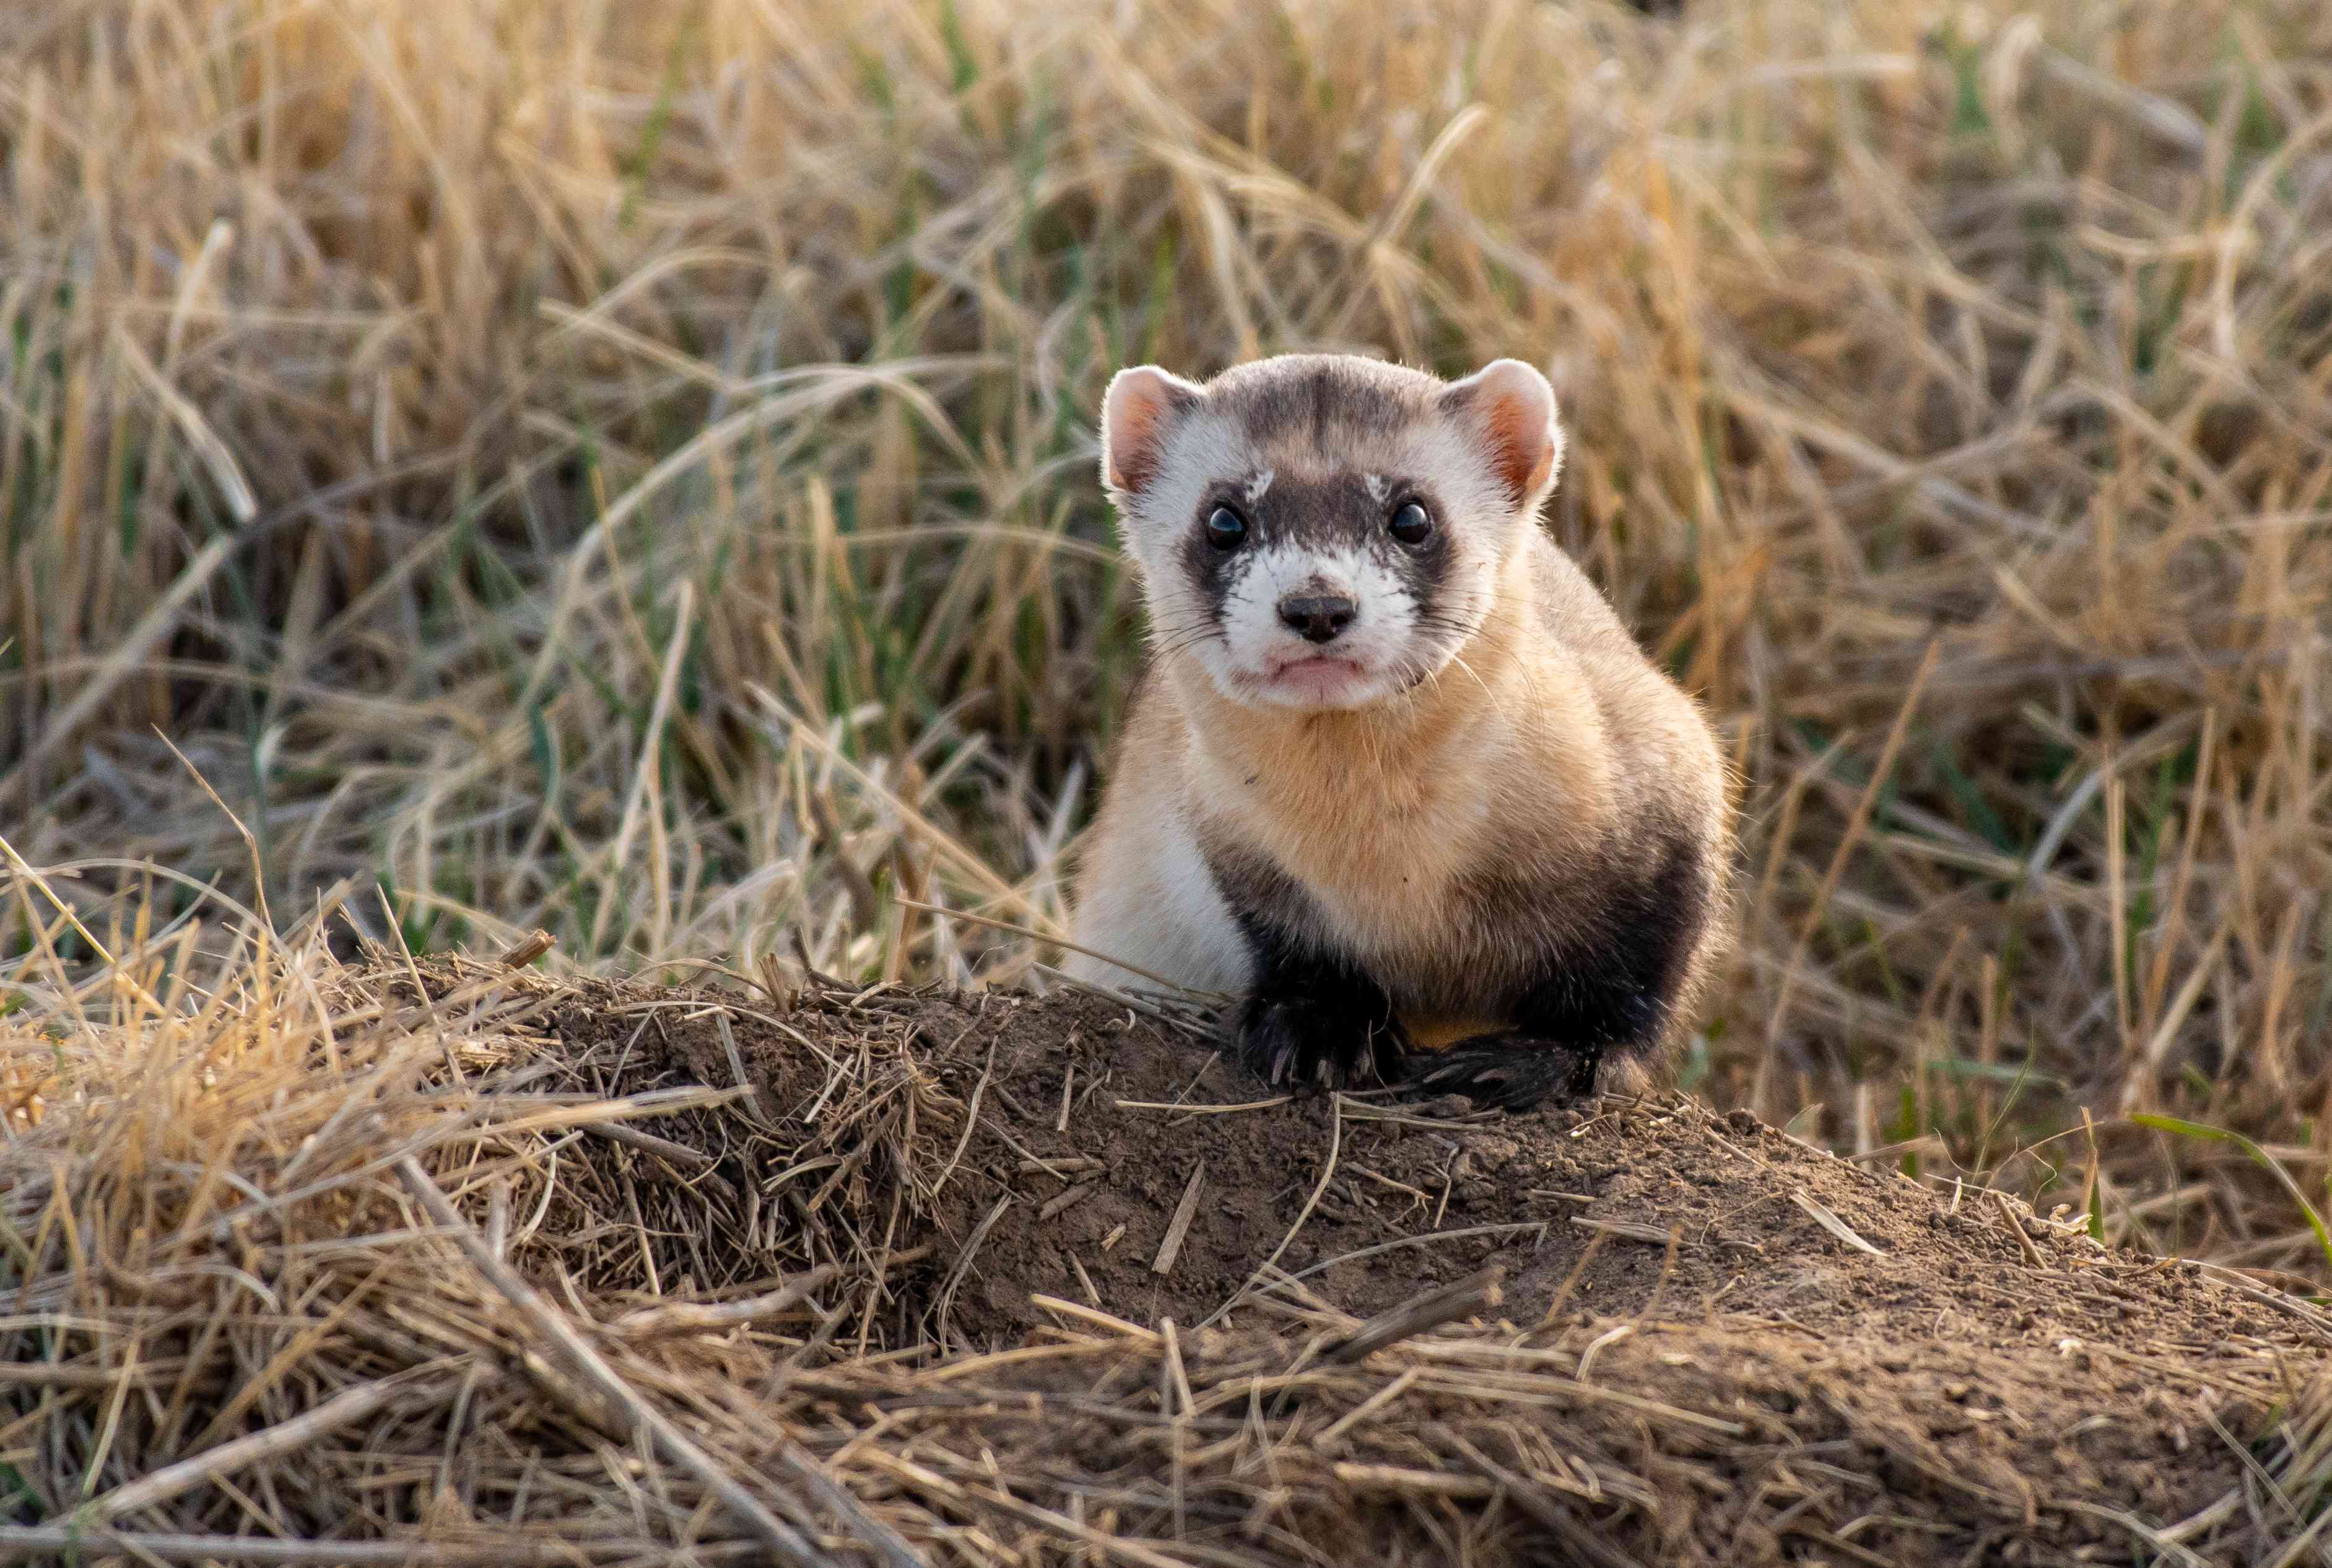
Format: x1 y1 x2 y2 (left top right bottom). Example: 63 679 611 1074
1403 1035 1601 1113
1235 998 1404 1092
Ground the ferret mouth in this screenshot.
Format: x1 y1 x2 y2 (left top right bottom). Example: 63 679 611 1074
1241 652 1378 707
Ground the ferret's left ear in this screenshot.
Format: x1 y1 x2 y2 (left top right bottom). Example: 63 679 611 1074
1440 359 1565 508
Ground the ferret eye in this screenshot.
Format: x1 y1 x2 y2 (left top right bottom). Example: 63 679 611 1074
1389 500 1433 546
1204 505 1248 551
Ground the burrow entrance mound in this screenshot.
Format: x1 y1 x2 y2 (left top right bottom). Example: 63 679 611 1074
486 958 2324 1562
6 952 2326 1568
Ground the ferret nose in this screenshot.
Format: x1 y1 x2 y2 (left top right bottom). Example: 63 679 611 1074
1277 593 1357 645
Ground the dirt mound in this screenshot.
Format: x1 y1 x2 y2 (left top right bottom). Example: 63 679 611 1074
7 952 2328 1567
497 961 2322 1561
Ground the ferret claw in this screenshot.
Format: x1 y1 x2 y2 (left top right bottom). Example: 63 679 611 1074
1235 996 1409 1095
1404 1035 1599 1113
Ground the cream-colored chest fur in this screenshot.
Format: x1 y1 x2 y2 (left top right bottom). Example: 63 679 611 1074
1191 706 1505 952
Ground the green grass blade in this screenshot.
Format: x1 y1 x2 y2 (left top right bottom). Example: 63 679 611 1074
2133 1112 2332 1275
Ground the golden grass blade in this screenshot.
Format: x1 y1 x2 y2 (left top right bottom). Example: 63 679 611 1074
391 1157 832 1567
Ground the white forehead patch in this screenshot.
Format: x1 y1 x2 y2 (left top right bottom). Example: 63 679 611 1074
1243 468 1274 505
1363 474 1388 504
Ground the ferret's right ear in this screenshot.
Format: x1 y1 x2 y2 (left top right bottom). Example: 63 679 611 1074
1100 365 1202 497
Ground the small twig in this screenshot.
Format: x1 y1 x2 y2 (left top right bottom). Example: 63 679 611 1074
714 1012 773 1129
1114 1096 1292 1115
1794 1192 1887 1258
1541 1229 1611 1328
1991 1190 2048 1268
392 1157 828 1568
496 929 556 969
1572 1217 1679 1247
578 1118 719 1171
611 1266 843 1341
1577 1322 1634 1380
1331 1464 1496 1499
486 1179 511 1261
1070 1253 1102 1309
155 728 272 933
1159 1317 1195 1415
935 1195 1013 1347
1268 1222 1552 1293
788 928 850 990
1040 1181 1103 1221
1152 1162 1207 1276
1030 1295 1160 1344
931 1026 995 1198
1019 1156 1105 1176
1312 1367 1423 1448
952 1481 1193 1568
1326 1267 1503 1364
81 1371 454 1522
1159 1316 1193 1538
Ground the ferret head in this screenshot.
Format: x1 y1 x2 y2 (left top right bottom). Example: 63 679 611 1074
1099 353 1565 712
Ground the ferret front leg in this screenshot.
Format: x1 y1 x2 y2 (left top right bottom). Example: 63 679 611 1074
1232 925 1406 1091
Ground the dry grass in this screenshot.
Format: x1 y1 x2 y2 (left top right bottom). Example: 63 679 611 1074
6 920 2332 1566
2 0 2331 1461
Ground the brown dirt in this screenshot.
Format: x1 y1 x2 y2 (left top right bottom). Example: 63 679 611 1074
464 961 2330 1566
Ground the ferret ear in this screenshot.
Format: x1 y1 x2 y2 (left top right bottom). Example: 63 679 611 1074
1100 365 1203 498
1440 359 1564 508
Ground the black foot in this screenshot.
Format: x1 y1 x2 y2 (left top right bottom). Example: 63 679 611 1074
1236 996 1406 1092
1402 1034 1602 1112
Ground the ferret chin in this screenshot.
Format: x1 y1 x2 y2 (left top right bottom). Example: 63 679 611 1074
1064 352 1736 1113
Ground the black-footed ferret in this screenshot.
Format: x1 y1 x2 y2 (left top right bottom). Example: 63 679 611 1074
1065 354 1733 1110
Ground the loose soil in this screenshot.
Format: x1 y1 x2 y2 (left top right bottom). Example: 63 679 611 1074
479 962 2328 1566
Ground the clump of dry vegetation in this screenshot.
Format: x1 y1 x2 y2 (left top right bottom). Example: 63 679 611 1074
4 0 2332 1556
